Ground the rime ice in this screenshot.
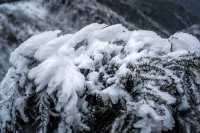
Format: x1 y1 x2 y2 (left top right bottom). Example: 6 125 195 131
1 24 200 133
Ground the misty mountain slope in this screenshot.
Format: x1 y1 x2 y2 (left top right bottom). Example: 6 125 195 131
0 1 49 45
0 0 50 80
44 0 137 31
97 0 200 36
1 24 200 133
177 0 200 17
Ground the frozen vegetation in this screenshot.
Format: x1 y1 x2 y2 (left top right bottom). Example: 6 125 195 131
0 23 200 133
0 0 200 81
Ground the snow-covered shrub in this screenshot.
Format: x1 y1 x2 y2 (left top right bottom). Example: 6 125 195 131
0 23 200 133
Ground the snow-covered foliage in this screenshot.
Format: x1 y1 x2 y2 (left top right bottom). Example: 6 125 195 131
1 23 200 133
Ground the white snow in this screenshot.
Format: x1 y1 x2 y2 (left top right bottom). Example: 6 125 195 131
24 23 199 111
170 32 200 52
134 102 174 133
91 24 130 42
35 34 73 61
102 85 131 104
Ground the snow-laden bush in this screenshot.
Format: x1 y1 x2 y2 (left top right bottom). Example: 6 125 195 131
0 23 200 133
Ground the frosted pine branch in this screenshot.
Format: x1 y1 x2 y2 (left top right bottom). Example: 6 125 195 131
0 23 200 133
